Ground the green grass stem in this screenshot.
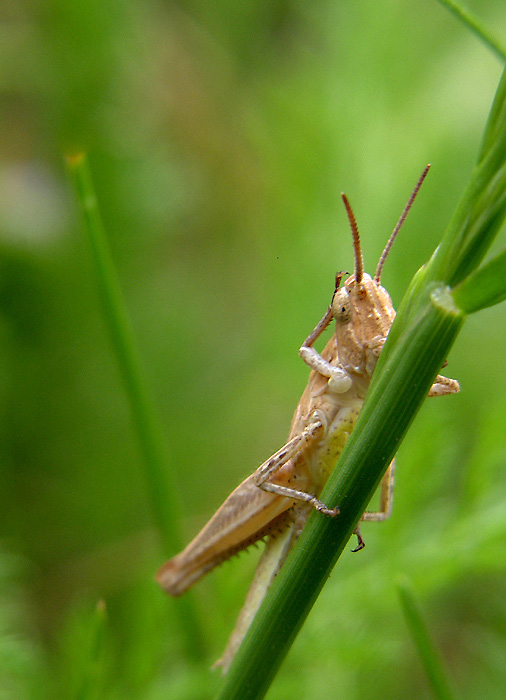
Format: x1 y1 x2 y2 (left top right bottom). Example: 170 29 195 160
67 153 205 658
76 600 107 700
397 577 457 700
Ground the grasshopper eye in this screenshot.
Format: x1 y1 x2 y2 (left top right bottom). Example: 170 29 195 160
332 289 351 324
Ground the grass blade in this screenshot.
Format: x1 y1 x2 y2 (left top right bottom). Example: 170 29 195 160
437 0 506 62
75 600 107 700
67 153 205 658
397 577 457 700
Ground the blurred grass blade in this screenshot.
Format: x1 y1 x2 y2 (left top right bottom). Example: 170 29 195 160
444 162 506 287
452 245 506 312
397 577 457 700
479 58 506 161
423 65 506 289
76 600 107 700
379 66 506 353
67 153 180 552
67 153 205 657
437 0 506 62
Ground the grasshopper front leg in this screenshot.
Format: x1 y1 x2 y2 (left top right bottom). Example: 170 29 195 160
299 306 353 394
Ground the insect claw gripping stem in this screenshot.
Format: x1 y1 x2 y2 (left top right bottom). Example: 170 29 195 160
351 528 366 552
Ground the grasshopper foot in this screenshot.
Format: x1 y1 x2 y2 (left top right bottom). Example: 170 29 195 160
312 498 340 517
351 527 365 552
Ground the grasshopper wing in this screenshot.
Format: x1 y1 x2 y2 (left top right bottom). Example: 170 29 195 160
156 470 297 596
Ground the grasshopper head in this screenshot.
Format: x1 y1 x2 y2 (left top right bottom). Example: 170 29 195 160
332 165 430 376
332 271 395 376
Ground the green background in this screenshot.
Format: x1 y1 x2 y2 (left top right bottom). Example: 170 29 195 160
1 1 506 698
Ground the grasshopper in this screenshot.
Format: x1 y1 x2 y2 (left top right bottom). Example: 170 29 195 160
157 165 459 671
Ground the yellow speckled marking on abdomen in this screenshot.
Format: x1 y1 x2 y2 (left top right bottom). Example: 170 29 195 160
309 405 361 491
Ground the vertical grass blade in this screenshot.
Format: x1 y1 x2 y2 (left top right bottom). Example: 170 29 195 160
67 153 205 658
76 600 107 700
397 577 457 700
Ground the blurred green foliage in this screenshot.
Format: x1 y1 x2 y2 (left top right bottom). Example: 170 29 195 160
1 1 506 698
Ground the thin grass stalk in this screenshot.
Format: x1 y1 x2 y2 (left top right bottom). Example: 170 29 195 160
437 0 506 62
76 601 107 700
397 577 457 700
67 153 205 658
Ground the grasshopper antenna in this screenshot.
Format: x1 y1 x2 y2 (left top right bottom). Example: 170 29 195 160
374 164 431 283
341 193 364 284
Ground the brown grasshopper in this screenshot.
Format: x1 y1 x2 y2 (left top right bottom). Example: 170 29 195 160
157 165 459 671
